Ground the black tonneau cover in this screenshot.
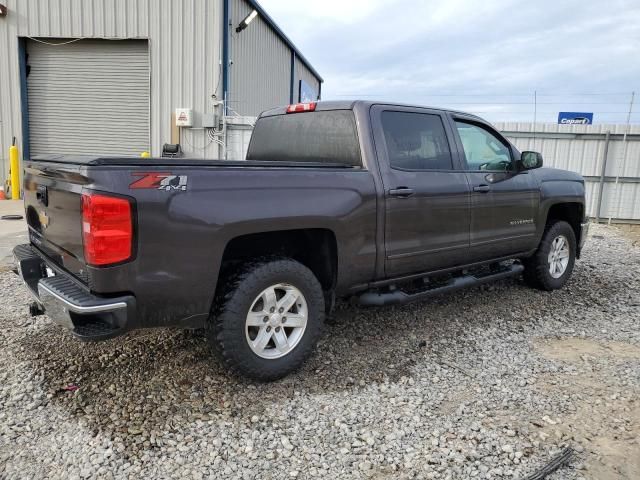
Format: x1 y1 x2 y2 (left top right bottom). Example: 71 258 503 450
30 155 358 169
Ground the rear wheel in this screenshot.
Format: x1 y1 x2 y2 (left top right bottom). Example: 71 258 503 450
523 220 576 291
207 258 324 381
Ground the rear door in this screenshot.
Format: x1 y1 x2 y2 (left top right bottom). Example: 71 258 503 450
371 105 471 277
449 115 540 259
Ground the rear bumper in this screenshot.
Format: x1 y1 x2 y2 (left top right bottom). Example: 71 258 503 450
13 244 135 341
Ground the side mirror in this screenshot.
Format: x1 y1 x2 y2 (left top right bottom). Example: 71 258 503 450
520 151 543 170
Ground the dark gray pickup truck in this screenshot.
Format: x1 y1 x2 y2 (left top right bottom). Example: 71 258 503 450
14 100 589 380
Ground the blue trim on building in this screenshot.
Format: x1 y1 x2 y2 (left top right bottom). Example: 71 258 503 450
289 50 295 104
222 0 231 114
246 0 323 84
18 38 30 161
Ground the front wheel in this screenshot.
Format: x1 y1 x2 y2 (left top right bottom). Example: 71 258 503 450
207 258 325 381
523 220 577 291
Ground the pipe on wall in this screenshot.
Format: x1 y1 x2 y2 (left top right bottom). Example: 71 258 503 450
222 0 231 116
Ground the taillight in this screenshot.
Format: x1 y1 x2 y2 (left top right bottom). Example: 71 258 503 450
82 193 133 266
286 102 317 113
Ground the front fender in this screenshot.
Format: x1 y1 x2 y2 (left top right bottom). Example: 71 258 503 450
536 179 586 244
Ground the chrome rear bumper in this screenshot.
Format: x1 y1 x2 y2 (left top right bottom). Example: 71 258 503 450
13 244 134 341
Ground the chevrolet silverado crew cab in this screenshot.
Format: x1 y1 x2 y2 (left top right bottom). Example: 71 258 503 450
14 101 589 380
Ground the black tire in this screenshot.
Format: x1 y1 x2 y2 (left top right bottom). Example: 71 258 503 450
207 258 325 381
523 220 577 291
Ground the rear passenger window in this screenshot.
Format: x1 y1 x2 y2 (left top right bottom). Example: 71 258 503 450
381 111 453 170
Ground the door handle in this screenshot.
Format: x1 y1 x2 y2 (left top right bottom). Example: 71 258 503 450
473 184 491 193
389 187 415 198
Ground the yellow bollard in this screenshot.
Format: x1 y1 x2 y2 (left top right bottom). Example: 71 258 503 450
9 144 20 200
140 151 151 158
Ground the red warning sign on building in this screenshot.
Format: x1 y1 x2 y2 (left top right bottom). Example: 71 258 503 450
175 108 193 127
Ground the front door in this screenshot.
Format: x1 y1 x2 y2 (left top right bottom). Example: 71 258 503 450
371 106 471 277
450 117 540 260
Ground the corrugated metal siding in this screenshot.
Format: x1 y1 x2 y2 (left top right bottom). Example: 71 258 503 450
229 0 292 116
496 122 640 222
293 58 321 102
27 39 150 156
0 0 223 178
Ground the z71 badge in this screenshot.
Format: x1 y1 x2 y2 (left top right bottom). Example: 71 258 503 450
130 173 188 191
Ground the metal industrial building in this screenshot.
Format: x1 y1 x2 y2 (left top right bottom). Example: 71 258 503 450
0 0 323 185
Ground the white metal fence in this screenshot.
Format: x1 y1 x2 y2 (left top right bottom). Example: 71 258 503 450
226 116 256 161
4 115 639 224
496 122 640 223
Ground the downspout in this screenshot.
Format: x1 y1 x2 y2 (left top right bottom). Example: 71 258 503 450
222 0 231 116
289 50 295 103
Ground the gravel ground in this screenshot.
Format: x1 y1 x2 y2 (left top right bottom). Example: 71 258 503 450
1 224 639 480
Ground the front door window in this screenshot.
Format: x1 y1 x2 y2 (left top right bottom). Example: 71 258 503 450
455 121 512 172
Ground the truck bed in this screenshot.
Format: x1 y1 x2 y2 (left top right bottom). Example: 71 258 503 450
21 156 378 332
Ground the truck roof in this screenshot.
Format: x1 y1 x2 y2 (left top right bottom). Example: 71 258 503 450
260 100 485 121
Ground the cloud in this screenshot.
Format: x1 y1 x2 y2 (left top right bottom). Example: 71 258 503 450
259 0 640 123
258 0 389 25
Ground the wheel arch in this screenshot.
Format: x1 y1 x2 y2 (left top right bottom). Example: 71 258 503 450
544 202 584 250
218 228 338 293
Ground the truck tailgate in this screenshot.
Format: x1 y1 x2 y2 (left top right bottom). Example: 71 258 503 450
23 161 89 281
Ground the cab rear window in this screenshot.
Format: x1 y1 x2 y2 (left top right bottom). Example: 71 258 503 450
246 110 362 166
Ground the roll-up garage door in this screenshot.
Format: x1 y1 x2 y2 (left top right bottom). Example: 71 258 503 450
27 39 150 157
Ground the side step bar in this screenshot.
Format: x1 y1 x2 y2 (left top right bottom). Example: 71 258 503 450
358 263 524 306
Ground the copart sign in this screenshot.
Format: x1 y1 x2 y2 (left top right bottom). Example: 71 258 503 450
558 112 593 125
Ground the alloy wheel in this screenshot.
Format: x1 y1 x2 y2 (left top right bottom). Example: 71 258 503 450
245 283 308 359
548 235 570 279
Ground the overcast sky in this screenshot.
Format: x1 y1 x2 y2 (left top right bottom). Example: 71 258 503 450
259 0 640 124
